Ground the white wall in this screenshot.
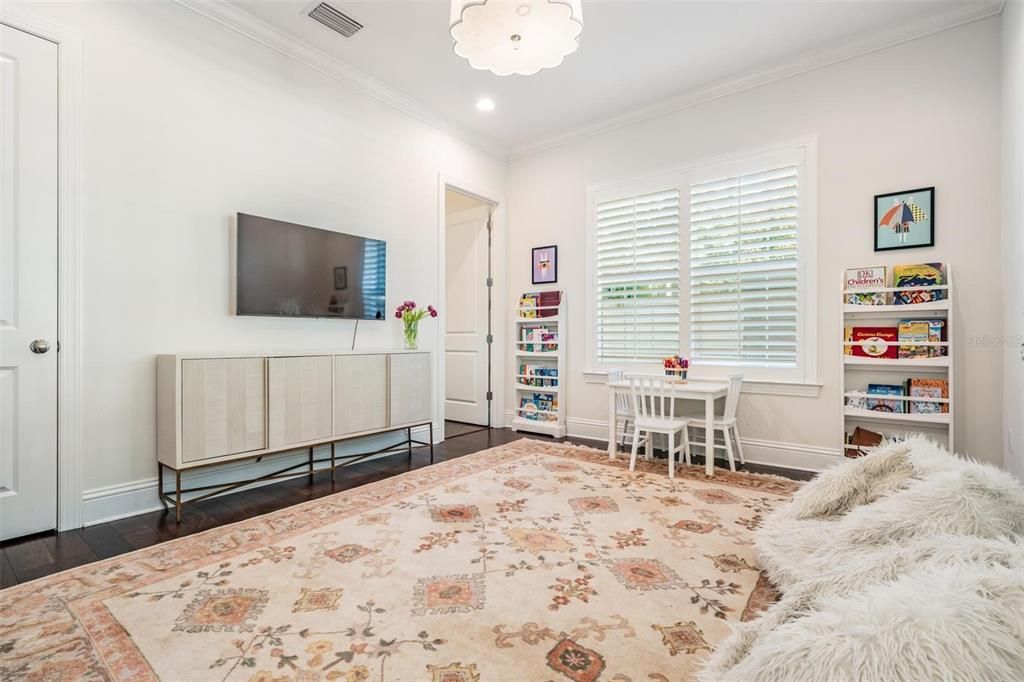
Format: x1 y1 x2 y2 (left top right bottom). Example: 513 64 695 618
1004 1 1024 477
506 18 1004 467
11 1 505 516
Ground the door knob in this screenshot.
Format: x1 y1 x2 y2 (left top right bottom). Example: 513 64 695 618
29 339 50 354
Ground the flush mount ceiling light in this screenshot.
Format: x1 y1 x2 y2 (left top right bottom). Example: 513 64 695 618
450 1 583 77
476 97 496 111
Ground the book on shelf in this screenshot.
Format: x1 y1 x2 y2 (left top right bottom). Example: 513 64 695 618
538 290 562 318
519 293 539 318
519 394 558 421
865 384 905 413
845 326 899 359
905 378 949 414
893 263 946 305
898 319 946 359
519 363 558 388
520 326 558 352
846 426 883 458
844 266 887 305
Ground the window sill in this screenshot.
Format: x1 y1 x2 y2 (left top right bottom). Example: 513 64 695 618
583 370 822 398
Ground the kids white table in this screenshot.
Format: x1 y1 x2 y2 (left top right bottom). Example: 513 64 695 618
607 376 730 476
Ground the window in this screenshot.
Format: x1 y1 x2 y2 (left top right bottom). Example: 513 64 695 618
587 141 816 385
689 164 799 367
594 187 681 363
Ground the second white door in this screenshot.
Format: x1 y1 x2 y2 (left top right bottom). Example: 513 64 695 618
444 206 491 425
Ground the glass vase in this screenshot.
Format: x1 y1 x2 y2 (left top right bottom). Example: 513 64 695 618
403 320 419 350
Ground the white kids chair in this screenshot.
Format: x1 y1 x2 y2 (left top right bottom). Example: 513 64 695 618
608 368 637 449
689 372 746 471
628 376 691 479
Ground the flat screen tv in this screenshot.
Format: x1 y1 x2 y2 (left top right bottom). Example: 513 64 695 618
236 213 386 320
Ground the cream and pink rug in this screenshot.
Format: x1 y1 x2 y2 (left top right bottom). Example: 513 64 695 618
0 440 798 682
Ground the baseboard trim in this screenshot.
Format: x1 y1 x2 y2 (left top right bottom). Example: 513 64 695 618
81 426 433 527
503 410 840 473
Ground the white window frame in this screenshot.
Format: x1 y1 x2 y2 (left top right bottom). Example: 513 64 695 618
585 138 818 392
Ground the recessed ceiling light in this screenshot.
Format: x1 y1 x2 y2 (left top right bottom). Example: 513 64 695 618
476 97 496 112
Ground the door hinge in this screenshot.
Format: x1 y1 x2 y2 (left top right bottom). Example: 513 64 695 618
486 277 494 287
486 334 493 344
486 391 493 401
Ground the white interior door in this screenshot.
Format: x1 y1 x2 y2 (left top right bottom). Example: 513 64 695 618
445 206 491 425
0 25 59 540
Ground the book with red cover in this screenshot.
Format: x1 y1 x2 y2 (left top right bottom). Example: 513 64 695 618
538 290 562 318
848 326 899 359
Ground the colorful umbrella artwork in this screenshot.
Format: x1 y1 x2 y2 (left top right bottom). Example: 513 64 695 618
879 196 929 244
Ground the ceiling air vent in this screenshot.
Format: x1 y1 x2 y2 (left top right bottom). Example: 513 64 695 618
307 2 363 38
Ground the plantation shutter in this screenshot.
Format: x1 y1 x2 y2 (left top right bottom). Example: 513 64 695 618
689 164 800 366
595 188 681 362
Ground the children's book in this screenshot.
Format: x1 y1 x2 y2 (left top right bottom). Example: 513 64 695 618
898 319 946 358
905 378 949 414
846 326 899 359
538 290 562 318
867 384 905 413
519 293 539 318
844 266 887 305
893 263 945 304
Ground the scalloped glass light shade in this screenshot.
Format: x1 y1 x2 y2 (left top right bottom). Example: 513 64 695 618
450 0 584 76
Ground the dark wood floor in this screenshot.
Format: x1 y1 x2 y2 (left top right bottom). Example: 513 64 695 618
444 419 490 439
0 427 811 588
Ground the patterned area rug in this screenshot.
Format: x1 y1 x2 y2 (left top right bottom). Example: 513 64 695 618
0 440 799 682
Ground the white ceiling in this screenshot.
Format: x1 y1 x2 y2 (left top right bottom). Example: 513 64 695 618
224 0 1002 156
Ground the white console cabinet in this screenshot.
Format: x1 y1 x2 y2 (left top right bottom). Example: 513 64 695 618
157 350 433 519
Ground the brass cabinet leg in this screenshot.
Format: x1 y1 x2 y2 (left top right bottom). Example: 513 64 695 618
158 463 168 510
175 470 182 523
330 442 336 483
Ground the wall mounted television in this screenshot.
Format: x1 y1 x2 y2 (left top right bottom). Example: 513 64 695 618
236 213 386 320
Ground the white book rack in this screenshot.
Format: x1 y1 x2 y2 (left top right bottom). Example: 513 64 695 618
511 291 566 438
841 266 954 455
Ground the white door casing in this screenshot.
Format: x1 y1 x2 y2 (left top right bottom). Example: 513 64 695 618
0 25 59 540
444 206 491 425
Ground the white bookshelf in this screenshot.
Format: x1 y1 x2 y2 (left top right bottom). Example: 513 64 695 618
510 291 566 438
841 267 954 455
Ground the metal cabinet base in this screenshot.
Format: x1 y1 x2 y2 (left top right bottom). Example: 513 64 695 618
157 421 434 522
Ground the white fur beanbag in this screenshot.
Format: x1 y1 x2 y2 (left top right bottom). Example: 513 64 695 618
700 535 1024 681
756 439 1024 590
700 438 1024 681
700 558 1024 681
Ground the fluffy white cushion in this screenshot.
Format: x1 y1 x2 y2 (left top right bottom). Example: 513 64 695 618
701 535 1024 681
701 559 1024 681
701 438 1024 682
757 439 1024 590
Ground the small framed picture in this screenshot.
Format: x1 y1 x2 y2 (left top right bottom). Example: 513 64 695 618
333 266 347 290
532 245 558 284
874 187 934 251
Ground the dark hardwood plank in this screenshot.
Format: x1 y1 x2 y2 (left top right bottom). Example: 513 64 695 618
0 548 18 589
78 524 135 560
41 530 98 571
3 536 57 583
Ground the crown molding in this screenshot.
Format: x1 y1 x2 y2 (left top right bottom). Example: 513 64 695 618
508 0 1006 159
173 0 507 160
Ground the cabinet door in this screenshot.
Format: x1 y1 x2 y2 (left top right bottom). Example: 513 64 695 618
389 352 431 426
181 358 266 463
267 356 333 449
334 354 388 436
